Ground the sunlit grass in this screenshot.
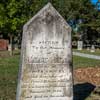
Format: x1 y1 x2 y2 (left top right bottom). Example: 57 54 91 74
73 56 100 69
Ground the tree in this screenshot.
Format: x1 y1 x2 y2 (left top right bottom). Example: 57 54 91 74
0 0 50 55
0 0 100 51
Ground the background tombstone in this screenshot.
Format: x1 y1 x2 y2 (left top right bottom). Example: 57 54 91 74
8 44 12 51
77 41 83 50
90 45 95 52
16 3 73 100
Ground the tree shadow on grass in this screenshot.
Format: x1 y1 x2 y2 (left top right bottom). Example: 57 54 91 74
74 82 96 100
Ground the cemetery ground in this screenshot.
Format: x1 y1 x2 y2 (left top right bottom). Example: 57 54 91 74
0 50 100 100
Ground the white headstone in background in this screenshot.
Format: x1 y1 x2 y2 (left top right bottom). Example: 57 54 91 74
90 45 95 52
16 3 73 100
8 44 12 51
77 41 83 50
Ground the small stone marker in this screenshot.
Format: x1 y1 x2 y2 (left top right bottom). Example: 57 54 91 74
90 45 95 52
77 41 83 50
16 3 73 100
8 44 12 51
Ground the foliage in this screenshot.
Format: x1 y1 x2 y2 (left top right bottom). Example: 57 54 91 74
0 0 100 41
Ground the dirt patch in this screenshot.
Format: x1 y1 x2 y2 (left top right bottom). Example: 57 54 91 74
74 67 100 100
74 67 100 86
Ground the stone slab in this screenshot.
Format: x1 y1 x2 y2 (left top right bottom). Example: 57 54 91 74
16 3 73 100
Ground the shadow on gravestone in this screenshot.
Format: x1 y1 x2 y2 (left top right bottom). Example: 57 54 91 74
73 82 96 100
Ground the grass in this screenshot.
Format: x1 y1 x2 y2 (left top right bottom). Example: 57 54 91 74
0 51 19 100
0 50 100 100
73 49 100 56
73 56 100 69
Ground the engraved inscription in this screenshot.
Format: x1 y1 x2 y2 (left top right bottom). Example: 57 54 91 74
20 39 72 99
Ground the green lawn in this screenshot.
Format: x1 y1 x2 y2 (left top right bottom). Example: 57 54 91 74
0 51 19 100
0 50 100 100
73 56 100 69
73 49 100 56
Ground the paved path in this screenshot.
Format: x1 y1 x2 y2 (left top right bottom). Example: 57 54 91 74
73 52 100 60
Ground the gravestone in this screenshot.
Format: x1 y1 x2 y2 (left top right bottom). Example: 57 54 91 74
77 41 83 50
90 45 95 52
16 3 73 100
8 44 12 51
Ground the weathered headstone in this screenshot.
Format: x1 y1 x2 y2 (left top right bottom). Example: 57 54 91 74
8 44 12 51
77 41 83 50
90 45 95 52
16 3 73 100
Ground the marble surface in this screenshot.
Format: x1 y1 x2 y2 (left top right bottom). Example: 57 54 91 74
16 3 73 100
